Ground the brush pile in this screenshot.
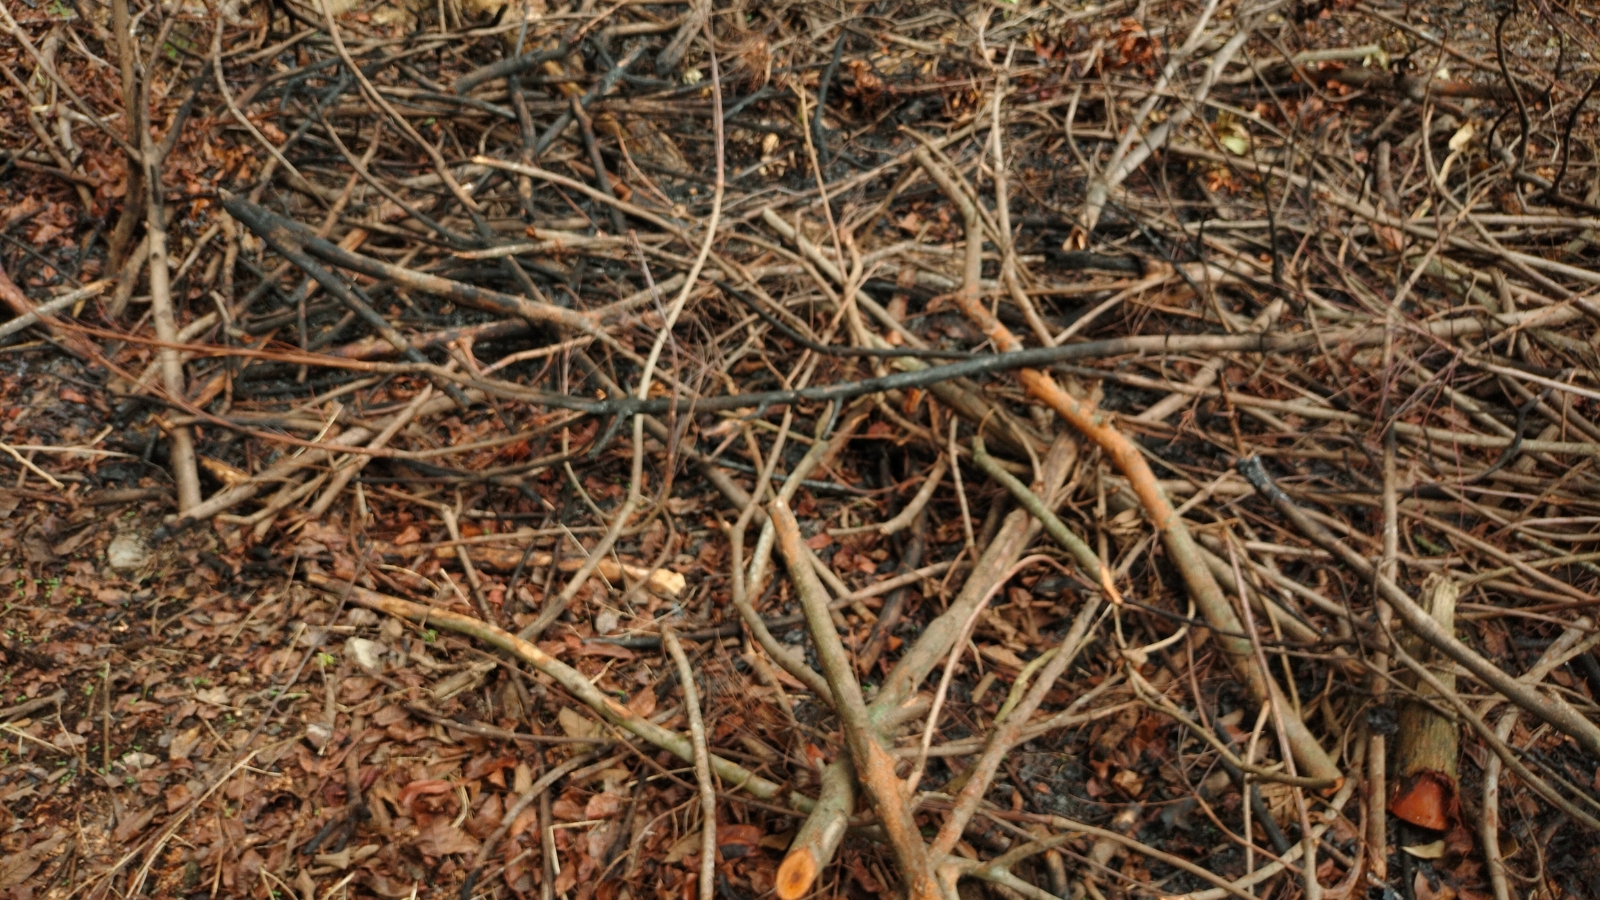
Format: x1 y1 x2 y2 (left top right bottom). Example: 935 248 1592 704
2 1 1600 898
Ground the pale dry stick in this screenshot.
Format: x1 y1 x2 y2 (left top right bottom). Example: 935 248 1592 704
315 0 480 213
987 64 1056 347
771 501 939 900
1136 298 1285 422
1228 539 1319 900
132 32 200 513
880 457 948 536
0 3 133 158
1382 633 1600 831
249 475 330 540
653 0 707 72
477 158 691 243
166 392 476 528
0 280 111 342
440 506 491 618
1241 457 1600 759
1369 427 1399 880
917 147 1343 787
1049 266 1174 346
663 626 716 900
0 441 64 489
0 266 100 361
725 413 836 704
635 23 723 403
520 486 636 642
741 422 843 618
954 814 1259 900
1470 621 1593 900
776 436 1079 900
211 21 327 202
1125 668 1335 788
303 572 788 799
918 677 1129 759
910 553 1065 798
1481 710 1518 900
1081 1 1256 230
307 382 438 517
123 312 220 392
928 584 1107 861
972 435 1118 599
947 419 977 555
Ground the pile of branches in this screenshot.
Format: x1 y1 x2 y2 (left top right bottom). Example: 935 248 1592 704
3 0 1600 898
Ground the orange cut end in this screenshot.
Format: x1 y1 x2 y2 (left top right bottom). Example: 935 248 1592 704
775 849 818 900
1389 772 1454 830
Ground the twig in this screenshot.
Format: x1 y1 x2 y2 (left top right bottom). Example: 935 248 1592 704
920 146 1342 788
771 500 939 900
301 572 786 800
1241 456 1600 759
461 748 611 900
663 626 716 900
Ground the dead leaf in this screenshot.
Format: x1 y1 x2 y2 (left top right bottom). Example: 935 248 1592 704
112 805 158 843
397 779 454 810
626 687 657 717
558 707 599 739
415 819 481 857
465 754 518 781
345 637 386 671
1111 768 1145 798
585 791 624 819
717 823 764 859
663 831 701 864
577 642 637 660
195 686 230 706
169 725 203 761
164 782 193 812
431 660 495 701
0 832 66 887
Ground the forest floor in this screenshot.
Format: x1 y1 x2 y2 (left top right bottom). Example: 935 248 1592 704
4 1 1600 900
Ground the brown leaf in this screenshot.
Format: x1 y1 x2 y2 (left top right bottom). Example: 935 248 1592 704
415 818 481 858
164 782 193 813
577 642 636 660
626 687 657 717
509 807 539 841
585 792 624 819
557 707 599 739
364 872 420 898
397 779 454 810
169 725 203 761
716 824 763 859
373 705 410 727
464 754 518 781
0 832 66 888
112 805 158 843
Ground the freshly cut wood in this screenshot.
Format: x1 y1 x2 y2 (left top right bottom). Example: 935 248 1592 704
1390 575 1461 831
